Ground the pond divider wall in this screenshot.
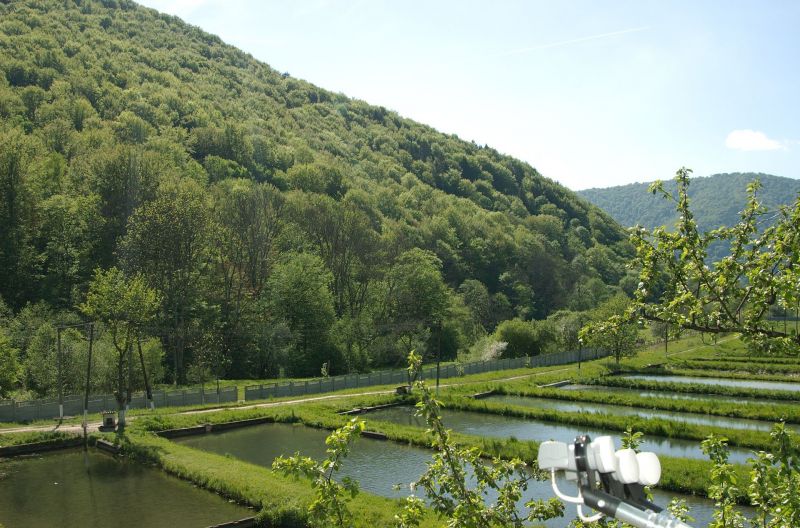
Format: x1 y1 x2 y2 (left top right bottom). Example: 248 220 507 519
339 401 406 415
0 386 239 423
245 348 608 402
157 417 277 439
0 436 84 457
204 518 258 528
537 380 572 388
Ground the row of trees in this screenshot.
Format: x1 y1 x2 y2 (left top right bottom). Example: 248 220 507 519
0 0 634 399
274 169 800 527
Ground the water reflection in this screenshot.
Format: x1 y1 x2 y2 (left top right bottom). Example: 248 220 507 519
487 394 798 432
177 422 728 527
0 449 248 528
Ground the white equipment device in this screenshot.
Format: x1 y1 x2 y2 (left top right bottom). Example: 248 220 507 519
538 435 693 528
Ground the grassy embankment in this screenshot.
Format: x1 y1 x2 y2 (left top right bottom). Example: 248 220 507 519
670 359 800 375
484 384 800 424
0 361 574 430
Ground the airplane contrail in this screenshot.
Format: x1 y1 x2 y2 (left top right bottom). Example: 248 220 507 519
494 26 650 58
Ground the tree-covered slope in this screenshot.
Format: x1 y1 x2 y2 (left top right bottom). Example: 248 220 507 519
0 0 631 386
579 172 800 231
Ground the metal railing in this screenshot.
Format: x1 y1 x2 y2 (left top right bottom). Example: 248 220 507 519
0 385 238 422
244 348 608 402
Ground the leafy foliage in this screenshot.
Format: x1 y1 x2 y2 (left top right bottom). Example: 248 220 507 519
273 418 366 528
397 351 564 528
0 0 630 392
629 168 800 353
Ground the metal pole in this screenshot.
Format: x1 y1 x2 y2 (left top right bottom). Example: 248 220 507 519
664 323 668 357
57 326 63 420
83 323 94 445
136 333 154 410
436 321 441 396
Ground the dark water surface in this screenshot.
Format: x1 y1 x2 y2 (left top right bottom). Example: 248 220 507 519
176 421 728 527
0 449 249 528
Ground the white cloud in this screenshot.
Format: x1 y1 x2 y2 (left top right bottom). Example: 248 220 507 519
725 129 784 151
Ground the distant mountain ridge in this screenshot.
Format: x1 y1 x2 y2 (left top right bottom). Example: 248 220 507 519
578 172 800 231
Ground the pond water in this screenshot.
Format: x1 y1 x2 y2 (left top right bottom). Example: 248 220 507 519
366 406 753 465
562 384 788 406
0 449 249 528
175 422 724 527
486 394 798 433
620 375 800 392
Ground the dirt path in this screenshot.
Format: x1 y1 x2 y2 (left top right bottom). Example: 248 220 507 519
665 334 739 357
0 366 574 436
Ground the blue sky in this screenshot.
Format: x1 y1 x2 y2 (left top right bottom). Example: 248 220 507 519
137 0 799 190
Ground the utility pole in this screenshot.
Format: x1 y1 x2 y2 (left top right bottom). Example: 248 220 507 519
83 323 94 445
57 326 63 420
435 320 442 396
136 334 154 410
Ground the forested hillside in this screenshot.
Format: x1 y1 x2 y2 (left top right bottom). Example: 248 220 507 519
0 0 632 396
579 172 800 232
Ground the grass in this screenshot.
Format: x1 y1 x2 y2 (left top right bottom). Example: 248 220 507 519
584 375 800 402
487 384 800 424
115 430 438 527
0 430 79 448
666 367 800 382
439 394 776 452
670 359 800 375
118 388 750 503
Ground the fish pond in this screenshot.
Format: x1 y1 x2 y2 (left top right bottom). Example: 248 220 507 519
561 384 790 406
0 449 249 528
620 375 800 392
175 421 724 527
365 405 753 464
485 394 798 432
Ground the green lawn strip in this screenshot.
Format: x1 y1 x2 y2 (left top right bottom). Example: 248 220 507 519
0 430 78 448
441 395 774 452
0 364 575 430
116 431 432 528
585 377 800 402
484 384 800 424
671 359 800 375
689 356 800 365
126 394 748 503
666 367 800 382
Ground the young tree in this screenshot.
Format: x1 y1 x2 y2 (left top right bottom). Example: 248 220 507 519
80 267 159 427
579 294 639 365
272 418 366 528
397 352 564 528
629 168 800 353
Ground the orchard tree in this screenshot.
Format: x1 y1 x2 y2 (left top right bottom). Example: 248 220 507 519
579 294 639 365
80 267 159 427
629 168 800 353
